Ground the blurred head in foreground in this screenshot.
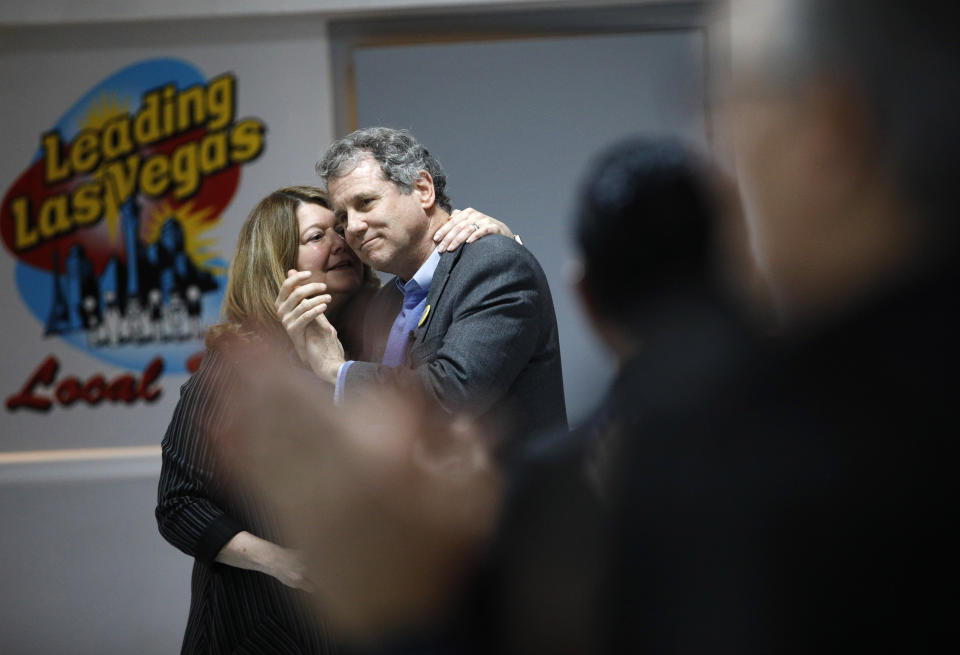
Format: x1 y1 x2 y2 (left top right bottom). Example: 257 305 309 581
723 0 960 326
597 2 960 650
227 349 504 645
573 137 723 363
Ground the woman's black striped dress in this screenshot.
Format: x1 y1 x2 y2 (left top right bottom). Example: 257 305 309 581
156 346 337 654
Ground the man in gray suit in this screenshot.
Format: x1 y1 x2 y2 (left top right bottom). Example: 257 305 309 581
297 127 566 452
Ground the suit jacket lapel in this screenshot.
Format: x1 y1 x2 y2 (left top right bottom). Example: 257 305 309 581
410 248 460 348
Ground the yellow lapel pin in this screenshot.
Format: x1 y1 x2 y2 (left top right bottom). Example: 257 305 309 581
418 304 431 327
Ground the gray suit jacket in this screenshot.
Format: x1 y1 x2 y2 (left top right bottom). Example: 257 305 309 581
344 235 567 455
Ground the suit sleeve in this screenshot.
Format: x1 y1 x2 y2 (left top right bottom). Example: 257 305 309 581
156 349 246 564
344 238 544 417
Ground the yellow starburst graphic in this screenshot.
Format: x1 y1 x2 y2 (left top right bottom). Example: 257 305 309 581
79 92 132 242
141 200 226 276
81 92 130 131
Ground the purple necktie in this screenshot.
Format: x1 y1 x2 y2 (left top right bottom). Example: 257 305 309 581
381 281 428 367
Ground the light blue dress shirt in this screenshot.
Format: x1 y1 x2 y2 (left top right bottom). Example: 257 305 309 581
334 249 441 404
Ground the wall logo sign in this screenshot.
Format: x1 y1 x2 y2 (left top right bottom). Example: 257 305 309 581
2 58 266 411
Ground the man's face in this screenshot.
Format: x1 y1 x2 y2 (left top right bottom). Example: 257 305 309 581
723 0 840 313
328 157 431 278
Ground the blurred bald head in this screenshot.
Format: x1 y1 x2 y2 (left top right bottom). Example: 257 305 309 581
723 0 960 324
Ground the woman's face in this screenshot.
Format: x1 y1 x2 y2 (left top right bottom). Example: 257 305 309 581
296 202 364 303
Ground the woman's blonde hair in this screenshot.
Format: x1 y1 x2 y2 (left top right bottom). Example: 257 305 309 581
206 185 378 349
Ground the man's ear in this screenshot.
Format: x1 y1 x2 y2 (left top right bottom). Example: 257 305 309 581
575 274 602 333
576 274 635 361
413 170 437 210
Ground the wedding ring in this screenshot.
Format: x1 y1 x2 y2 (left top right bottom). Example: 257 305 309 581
472 223 480 232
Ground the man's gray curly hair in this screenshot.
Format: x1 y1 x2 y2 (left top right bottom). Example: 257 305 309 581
316 127 452 212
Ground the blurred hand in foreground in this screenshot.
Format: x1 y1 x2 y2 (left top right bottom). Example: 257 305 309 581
219 348 504 646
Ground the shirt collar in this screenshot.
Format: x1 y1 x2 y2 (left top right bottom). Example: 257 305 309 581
394 248 441 299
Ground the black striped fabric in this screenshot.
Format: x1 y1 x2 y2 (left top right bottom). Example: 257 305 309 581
156 347 338 654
